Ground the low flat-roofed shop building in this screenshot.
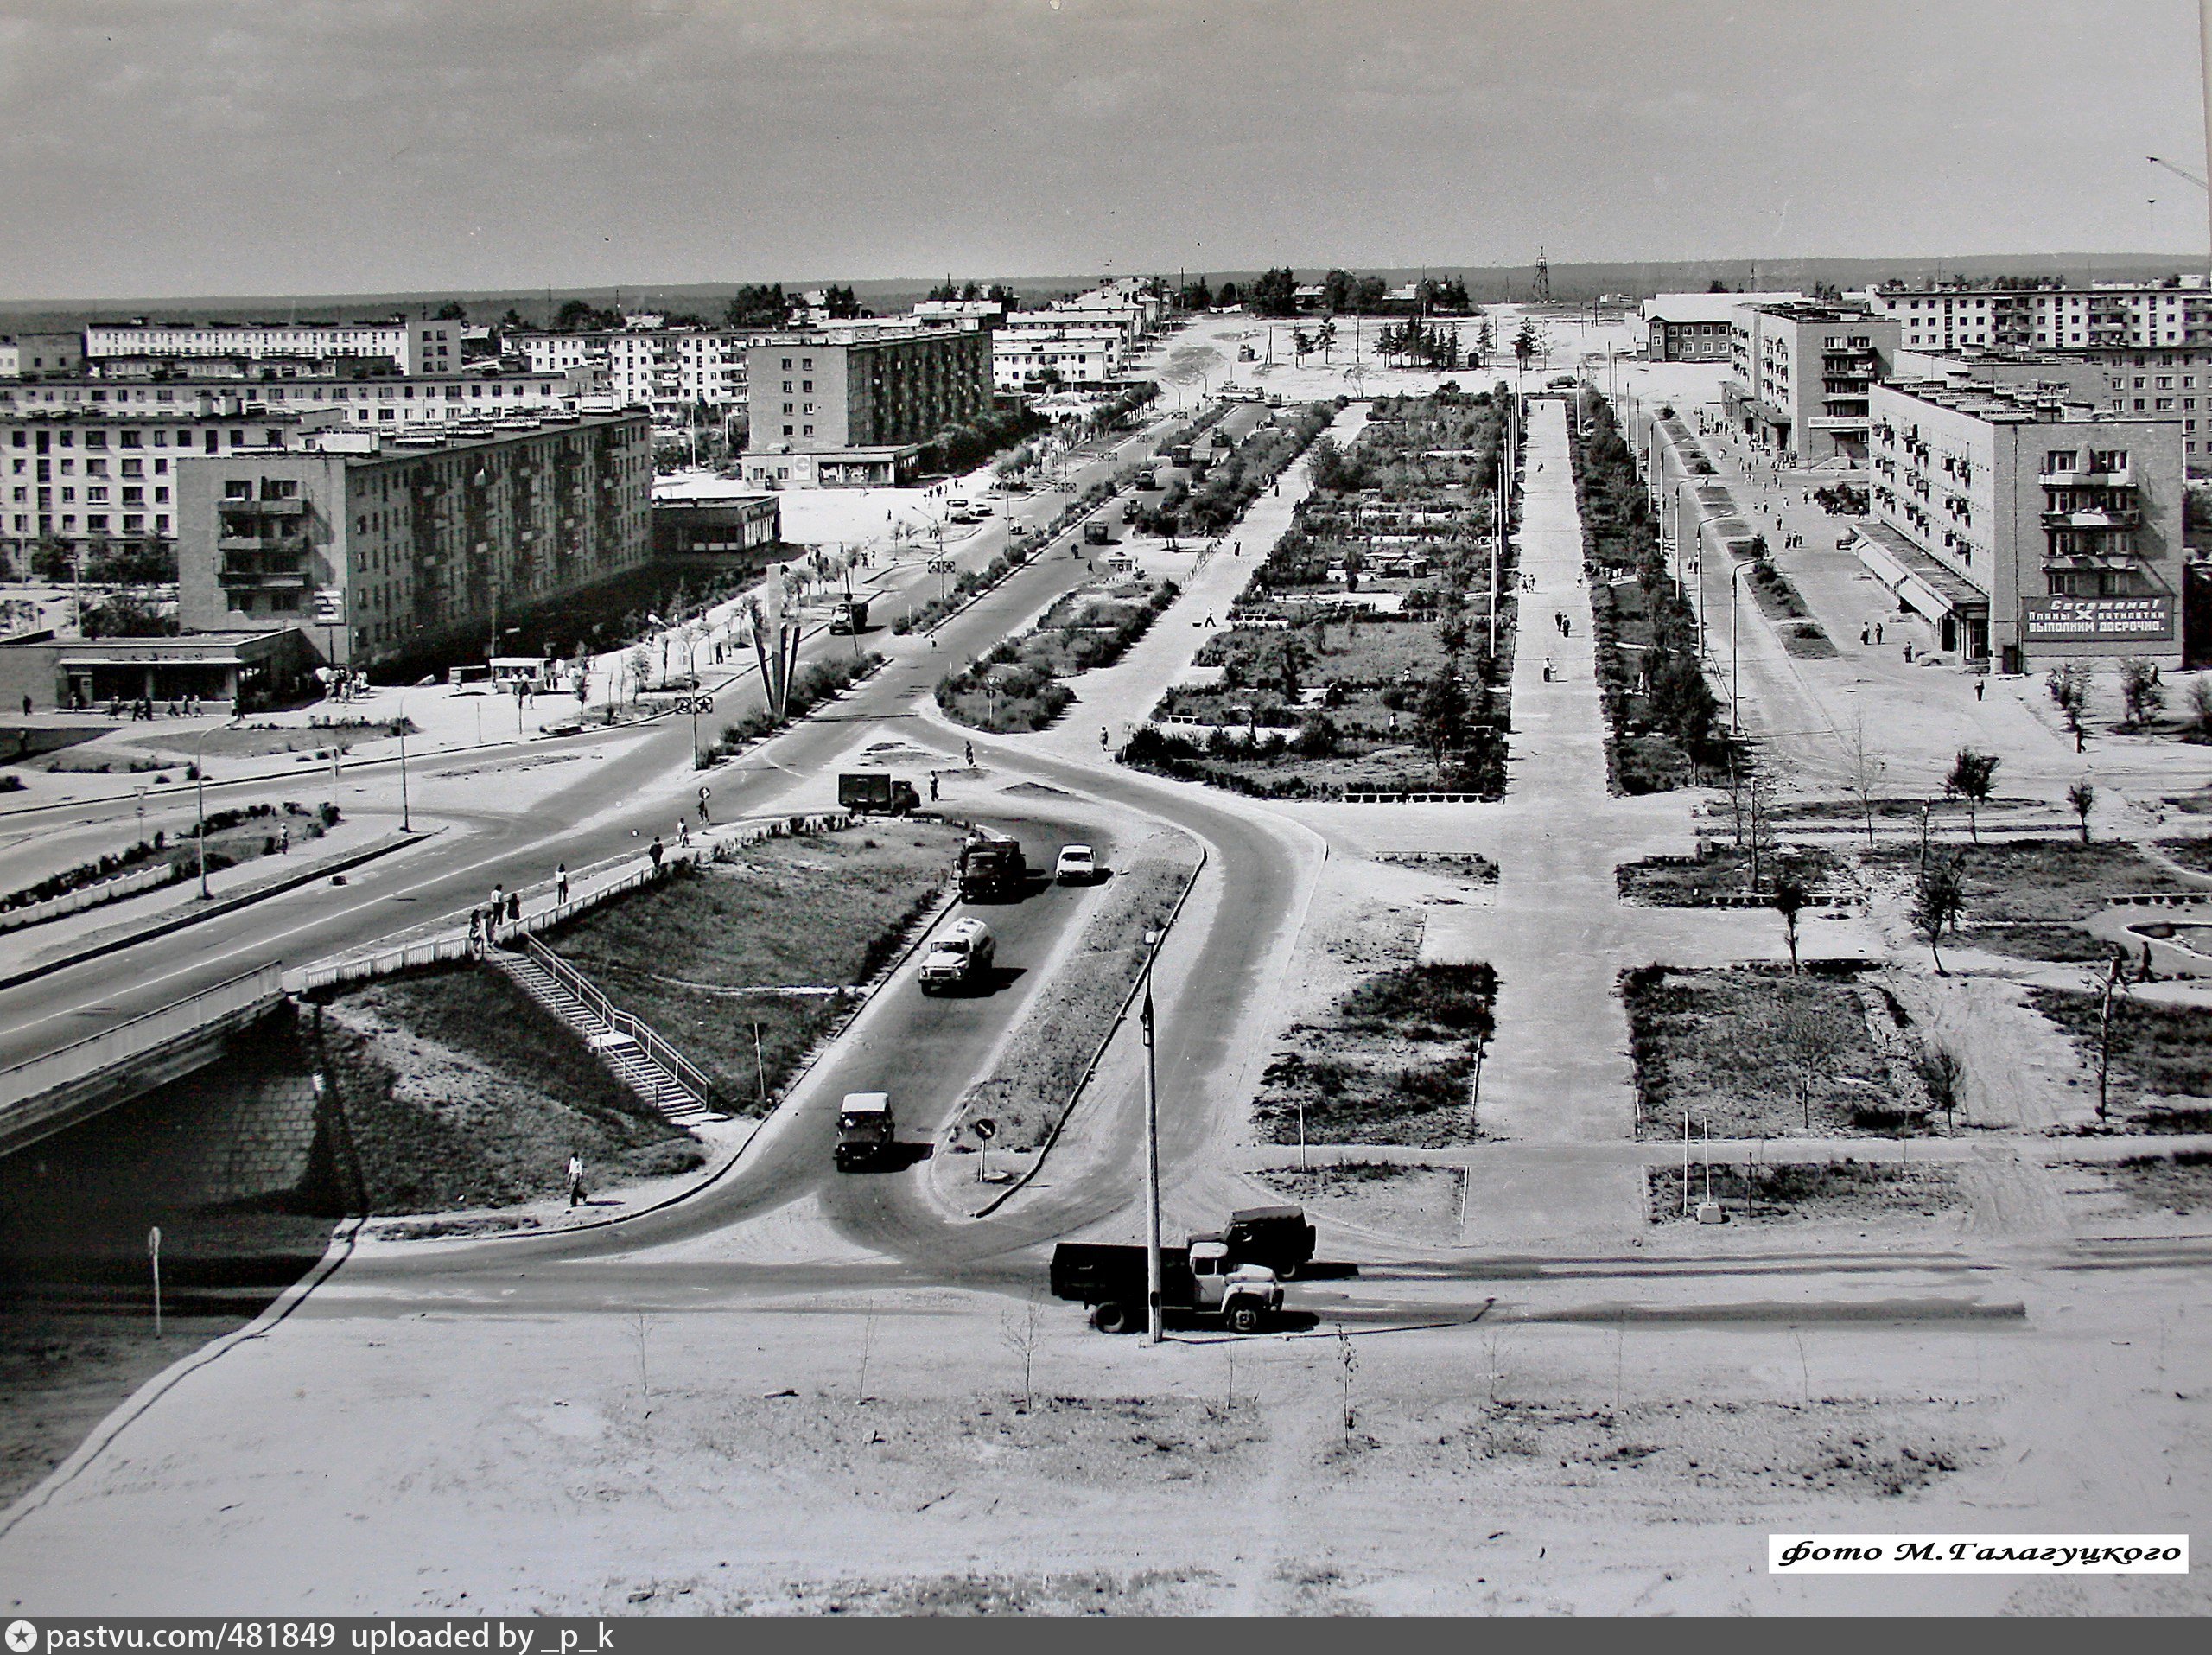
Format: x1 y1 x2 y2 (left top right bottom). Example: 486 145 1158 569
0 627 312 713
1860 380 2187 672
176 412 651 671
741 324 991 487
651 493 780 562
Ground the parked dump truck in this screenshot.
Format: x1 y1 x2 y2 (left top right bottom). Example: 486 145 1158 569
1050 1241 1283 1334
918 917 995 994
835 1092 895 1171
957 826 1027 901
838 772 920 814
1083 519 1112 546
1192 1204 1317 1279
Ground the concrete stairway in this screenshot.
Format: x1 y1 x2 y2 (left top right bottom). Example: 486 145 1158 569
486 941 718 1123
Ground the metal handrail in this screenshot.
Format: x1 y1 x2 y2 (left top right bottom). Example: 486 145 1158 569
520 937 721 1105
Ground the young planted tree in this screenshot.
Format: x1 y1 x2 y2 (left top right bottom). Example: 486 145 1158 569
1840 712 1888 850
2067 778 2097 844
1414 665 1469 781
1913 852 1967 975
1942 748 1999 843
2047 662 2089 750
1914 1042 1966 1136
2190 675 2212 738
1770 874 1811 974
2119 656 2165 729
1776 993 1850 1130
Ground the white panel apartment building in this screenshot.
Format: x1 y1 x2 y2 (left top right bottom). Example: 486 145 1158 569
1863 281 2212 353
1858 379 2186 672
510 328 754 422
992 322 1127 390
2 372 584 434
86 320 465 375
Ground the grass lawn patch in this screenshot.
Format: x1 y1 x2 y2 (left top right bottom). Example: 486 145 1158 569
1863 838 2190 921
1645 1160 1964 1225
2069 1149 2212 1215
938 576 1179 733
321 966 702 1213
547 821 967 1114
950 845 1197 1150
2027 988 2212 1121
1624 964 1914 1139
1616 843 1846 907
1255 963 1497 1147
1780 621 1838 659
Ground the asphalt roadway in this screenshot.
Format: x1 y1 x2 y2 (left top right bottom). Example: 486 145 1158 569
0 417 1184 1073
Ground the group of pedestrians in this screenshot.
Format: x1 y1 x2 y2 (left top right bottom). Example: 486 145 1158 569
466 882 525 955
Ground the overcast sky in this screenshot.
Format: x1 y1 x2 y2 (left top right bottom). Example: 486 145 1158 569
0 0 2205 301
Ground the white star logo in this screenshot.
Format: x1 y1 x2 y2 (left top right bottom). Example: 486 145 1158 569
6 1621 36 1654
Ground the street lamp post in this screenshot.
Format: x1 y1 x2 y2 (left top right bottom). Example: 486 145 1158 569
1141 926 1165 1346
1729 563 1747 734
397 695 412 833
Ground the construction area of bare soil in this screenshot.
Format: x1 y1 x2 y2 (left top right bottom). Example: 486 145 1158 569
1643 1161 1966 1226
1624 964 1944 1140
317 968 702 1213
546 819 969 1113
949 833 1198 1149
1254 963 1498 1147
1259 1162 1466 1244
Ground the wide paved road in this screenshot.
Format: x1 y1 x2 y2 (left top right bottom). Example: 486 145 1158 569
0 417 1176 1072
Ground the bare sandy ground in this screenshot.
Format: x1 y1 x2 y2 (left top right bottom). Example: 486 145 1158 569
2 1248 2203 1617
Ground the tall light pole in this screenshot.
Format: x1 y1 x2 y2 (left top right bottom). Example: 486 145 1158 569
1141 926 1164 1346
1729 562 1747 734
396 693 412 833
190 721 226 900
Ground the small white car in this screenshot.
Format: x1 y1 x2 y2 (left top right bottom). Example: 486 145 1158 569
1055 844 1097 885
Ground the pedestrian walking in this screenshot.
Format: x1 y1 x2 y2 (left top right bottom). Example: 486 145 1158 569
506 890 521 926
1099 725 1109 750
1874 622 1884 646
566 1153 587 1208
964 740 975 767
467 907 485 955
278 823 290 855
1860 624 1871 646
1974 678 1986 703
929 773 940 804
1904 642 1915 664
678 818 690 849
648 835 664 872
555 863 569 905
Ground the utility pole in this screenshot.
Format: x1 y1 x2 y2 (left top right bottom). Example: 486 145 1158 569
1141 926 1164 1346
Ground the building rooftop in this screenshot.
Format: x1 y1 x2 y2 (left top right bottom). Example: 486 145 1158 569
1879 379 2152 424
1640 290 1804 325
1742 302 1885 325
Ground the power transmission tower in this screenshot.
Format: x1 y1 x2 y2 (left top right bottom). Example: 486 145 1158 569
1532 249 1551 305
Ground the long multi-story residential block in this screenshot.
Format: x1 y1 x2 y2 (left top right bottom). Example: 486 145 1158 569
1724 302 1902 462
1863 279 2212 353
85 319 465 374
175 412 652 666
1857 380 2186 672
1639 291 1804 361
741 323 993 487
2 402 353 570
2 369 586 437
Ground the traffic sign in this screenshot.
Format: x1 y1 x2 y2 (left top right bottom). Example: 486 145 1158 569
972 1118 996 1141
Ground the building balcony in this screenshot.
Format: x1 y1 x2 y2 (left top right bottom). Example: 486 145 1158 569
216 532 308 554
217 563 309 588
2044 508 2140 530
214 496 306 518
